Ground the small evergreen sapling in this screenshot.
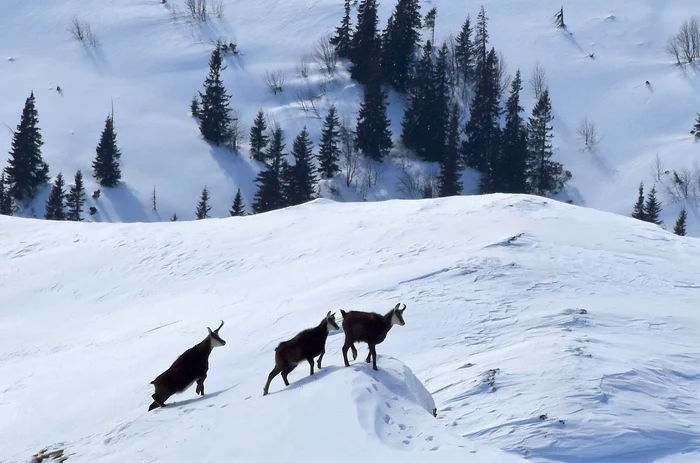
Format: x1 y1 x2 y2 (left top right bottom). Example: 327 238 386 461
691 113 700 140
66 170 86 221
438 104 462 197
45 173 66 220
195 186 212 219
249 110 269 163
199 46 232 145
190 95 201 118
253 128 286 213
673 208 687 236
0 172 15 216
631 181 646 220
643 184 663 225
285 127 317 206
230 188 246 216
554 7 565 28
92 113 122 187
317 105 341 178
171 213 179 222
355 71 393 161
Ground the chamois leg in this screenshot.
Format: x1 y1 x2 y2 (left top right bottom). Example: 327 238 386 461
342 340 352 367
350 344 358 360
365 349 372 363
308 358 315 376
369 344 378 371
148 390 167 411
316 349 325 369
281 366 293 386
195 375 207 396
263 365 282 396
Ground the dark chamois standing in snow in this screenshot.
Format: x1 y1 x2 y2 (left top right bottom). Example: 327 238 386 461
263 311 339 396
341 303 406 371
148 320 226 411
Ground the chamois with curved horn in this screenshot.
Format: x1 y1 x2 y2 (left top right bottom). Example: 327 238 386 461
148 320 226 411
340 303 406 371
263 311 339 396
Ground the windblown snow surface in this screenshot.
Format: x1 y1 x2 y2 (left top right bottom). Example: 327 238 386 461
1 195 698 462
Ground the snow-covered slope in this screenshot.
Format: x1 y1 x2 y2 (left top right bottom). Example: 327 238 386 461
1 0 699 233
1 195 698 462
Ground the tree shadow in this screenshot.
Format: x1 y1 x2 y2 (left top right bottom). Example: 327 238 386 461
166 384 238 409
208 145 261 213
265 365 343 396
101 184 150 222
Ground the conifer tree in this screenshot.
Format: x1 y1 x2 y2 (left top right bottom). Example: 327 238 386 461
431 42 451 163
473 6 489 76
4 91 49 202
643 184 662 225
526 89 571 195
0 172 15 216
318 105 341 178
454 15 475 86
348 0 381 85
190 95 200 118
249 110 269 162
401 41 435 160
500 70 529 193
355 69 393 161
171 213 179 222
44 173 66 220
380 0 422 92
229 188 246 216
199 46 232 145
631 181 646 220
554 7 565 28
253 128 286 213
438 104 462 197
673 208 687 236
330 0 353 59
92 113 122 187
691 113 700 140
66 170 86 221
195 186 212 219
285 127 317 206
423 7 437 45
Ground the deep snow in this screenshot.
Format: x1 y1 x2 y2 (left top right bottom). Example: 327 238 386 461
0 195 698 462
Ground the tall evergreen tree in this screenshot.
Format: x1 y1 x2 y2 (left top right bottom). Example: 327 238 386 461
285 127 317 206
355 69 393 161
438 104 462 197
380 0 422 92
348 0 381 85
253 128 286 213
229 188 246 216
330 0 353 59
643 184 662 225
631 181 646 220
691 113 700 140
199 46 232 145
318 106 341 178
473 6 489 77
66 169 86 221
0 173 14 216
401 41 435 160
195 186 212 219
44 173 66 220
4 91 49 202
92 113 122 187
249 110 269 162
526 89 571 195
500 70 529 193
673 208 687 236
431 42 451 163
423 7 437 45
454 15 475 86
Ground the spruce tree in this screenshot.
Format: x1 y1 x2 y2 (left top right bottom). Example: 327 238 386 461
92 113 122 187
454 15 475 86
44 173 66 220
229 188 246 216
380 0 422 92
401 41 435 160
554 7 565 28
500 70 529 193
0 172 14 216
171 213 179 222
348 0 381 85
355 69 393 161
318 105 341 178
195 186 212 219
431 42 451 163
473 6 489 76
643 184 662 225
691 113 700 140
423 7 437 45
4 91 49 202
249 110 269 162
285 127 317 206
526 89 571 195
253 128 286 213
631 181 646 220
330 0 353 59
673 208 687 236
190 95 200 118
438 104 462 197
199 46 232 145
66 170 86 221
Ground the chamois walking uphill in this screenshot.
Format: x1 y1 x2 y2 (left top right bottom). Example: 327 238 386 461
341 303 406 371
263 311 339 396
148 320 226 411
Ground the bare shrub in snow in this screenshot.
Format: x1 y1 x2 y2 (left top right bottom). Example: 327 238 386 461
295 86 322 119
339 116 359 188
227 110 245 153
496 51 511 96
667 16 700 65
530 62 548 100
577 118 600 152
212 1 225 19
397 163 422 199
357 161 383 201
264 70 285 94
69 17 99 47
313 36 338 75
298 54 311 78
185 0 208 22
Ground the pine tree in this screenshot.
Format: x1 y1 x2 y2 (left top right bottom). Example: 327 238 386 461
454 15 475 86
423 7 437 45
152 186 157 211
285 127 317 206
643 184 662 225
66 170 86 221
92 113 122 187
348 0 381 85
500 70 529 193
431 42 451 163
380 0 422 92
171 213 179 222
355 69 393 161
673 208 687 235
229 188 246 216
438 104 462 197
44 173 66 220
4 91 49 202
253 128 286 213
195 186 212 219
554 7 565 28
473 6 489 77
526 89 571 195
631 181 646 220
199 46 232 145
318 105 341 178
190 95 200 118
401 41 435 160
0 172 15 216
691 113 700 140
330 0 353 59
249 110 269 162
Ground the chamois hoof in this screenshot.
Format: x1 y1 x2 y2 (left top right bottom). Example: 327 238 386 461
372 366 378 371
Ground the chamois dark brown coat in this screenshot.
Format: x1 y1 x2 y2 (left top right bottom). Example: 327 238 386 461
341 303 406 371
263 311 339 395
148 321 226 411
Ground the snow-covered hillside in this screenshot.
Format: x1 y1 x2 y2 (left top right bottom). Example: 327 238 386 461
1 0 699 233
1 195 698 462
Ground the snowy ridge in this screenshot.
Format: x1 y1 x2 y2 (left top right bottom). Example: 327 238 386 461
1 195 699 462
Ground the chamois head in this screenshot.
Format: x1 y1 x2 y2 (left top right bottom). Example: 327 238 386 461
207 320 226 348
390 303 406 326
325 311 340 332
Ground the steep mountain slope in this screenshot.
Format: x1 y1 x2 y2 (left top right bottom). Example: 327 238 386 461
1 195 698 462
1 0 699 233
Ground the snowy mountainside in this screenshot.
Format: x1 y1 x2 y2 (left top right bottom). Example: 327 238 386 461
1 195 699 462
1 0 700 233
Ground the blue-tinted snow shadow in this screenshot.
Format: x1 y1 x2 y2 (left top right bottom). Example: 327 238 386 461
100 184 150 222
265 365 343 396
165 384 238 409
208 145 261 214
